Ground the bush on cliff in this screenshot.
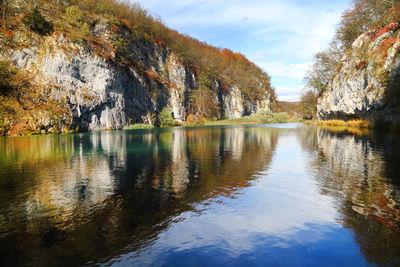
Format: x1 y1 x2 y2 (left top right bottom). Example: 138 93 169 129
23 7 53 35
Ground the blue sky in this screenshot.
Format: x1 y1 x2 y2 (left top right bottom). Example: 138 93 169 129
134 0 351 101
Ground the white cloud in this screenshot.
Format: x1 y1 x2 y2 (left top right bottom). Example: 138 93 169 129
133 0 351 101
278 95 302 102
257 61 312 80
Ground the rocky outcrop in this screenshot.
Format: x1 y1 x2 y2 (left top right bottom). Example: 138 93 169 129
317 23 400 124
2 20 272 133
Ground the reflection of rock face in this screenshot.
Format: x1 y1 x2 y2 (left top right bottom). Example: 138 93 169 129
307 128 400 264
0 126 278 266
24 133 128 225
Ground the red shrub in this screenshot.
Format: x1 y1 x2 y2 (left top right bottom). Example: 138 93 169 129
356 61 367 70
372 21 398 40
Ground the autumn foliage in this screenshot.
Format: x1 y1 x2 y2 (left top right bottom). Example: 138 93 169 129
306 0 400 97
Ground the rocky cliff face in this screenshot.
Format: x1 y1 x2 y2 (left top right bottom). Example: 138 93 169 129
317 23 400 124
2 19 272 134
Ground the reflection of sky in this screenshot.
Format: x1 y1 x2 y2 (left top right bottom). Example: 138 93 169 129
108 131 367 266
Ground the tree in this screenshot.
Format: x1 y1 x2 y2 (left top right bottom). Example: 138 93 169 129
336 0 393 49
159 107 174 127
189 71 218 118
305 40 343 95
300 90 316 120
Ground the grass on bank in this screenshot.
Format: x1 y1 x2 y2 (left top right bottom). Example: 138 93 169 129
206 112 301 126
122 110 301 130
123 124 154 130
306 120 372 128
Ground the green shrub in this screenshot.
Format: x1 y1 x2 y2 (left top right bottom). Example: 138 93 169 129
249 110 289 123
273 112 288 123
159 107 174 127
23 7 54 35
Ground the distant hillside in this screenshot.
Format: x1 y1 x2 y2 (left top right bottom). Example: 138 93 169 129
276 101 300 114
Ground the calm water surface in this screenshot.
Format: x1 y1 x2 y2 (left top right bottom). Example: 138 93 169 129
1 124 400 266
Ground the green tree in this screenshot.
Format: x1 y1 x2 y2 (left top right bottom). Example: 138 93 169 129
159 107 174 127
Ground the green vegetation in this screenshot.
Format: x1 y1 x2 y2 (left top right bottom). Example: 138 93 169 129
159 107 175 127
205 110 300 126
123 124 154 130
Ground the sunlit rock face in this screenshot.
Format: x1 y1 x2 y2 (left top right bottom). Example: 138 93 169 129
317 25 400 123
308 128 400 264
3 21 272 133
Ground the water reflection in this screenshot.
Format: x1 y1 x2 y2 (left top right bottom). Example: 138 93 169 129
300 127 400 265
1 125 400 266
0 127 278 266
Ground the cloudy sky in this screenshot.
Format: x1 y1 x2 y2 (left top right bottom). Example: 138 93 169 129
134 0 351 101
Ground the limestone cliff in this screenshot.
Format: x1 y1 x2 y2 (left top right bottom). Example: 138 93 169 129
317 22 400 124
0 2 274 135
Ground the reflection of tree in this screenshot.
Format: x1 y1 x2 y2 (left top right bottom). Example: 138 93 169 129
300 127 400 265
0 126 277 266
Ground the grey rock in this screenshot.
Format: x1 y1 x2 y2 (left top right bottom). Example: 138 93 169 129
317 27 400 124
3 28 272 132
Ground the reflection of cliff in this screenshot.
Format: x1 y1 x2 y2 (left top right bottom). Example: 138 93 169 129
0 126 277 266
301 127 400 264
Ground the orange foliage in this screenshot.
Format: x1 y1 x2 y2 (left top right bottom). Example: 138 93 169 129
119 19 132 31
5 30 14 39
111 24 121 33
378 36 398 60
184 114 205 126
371 21 399 40
145 69 164 85
356 61 367 70
87 37 116 64
154 38 165 46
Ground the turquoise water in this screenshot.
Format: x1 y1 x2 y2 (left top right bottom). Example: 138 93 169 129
0 124 399 266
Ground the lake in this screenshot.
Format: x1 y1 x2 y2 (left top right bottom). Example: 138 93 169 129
1 124 400 266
